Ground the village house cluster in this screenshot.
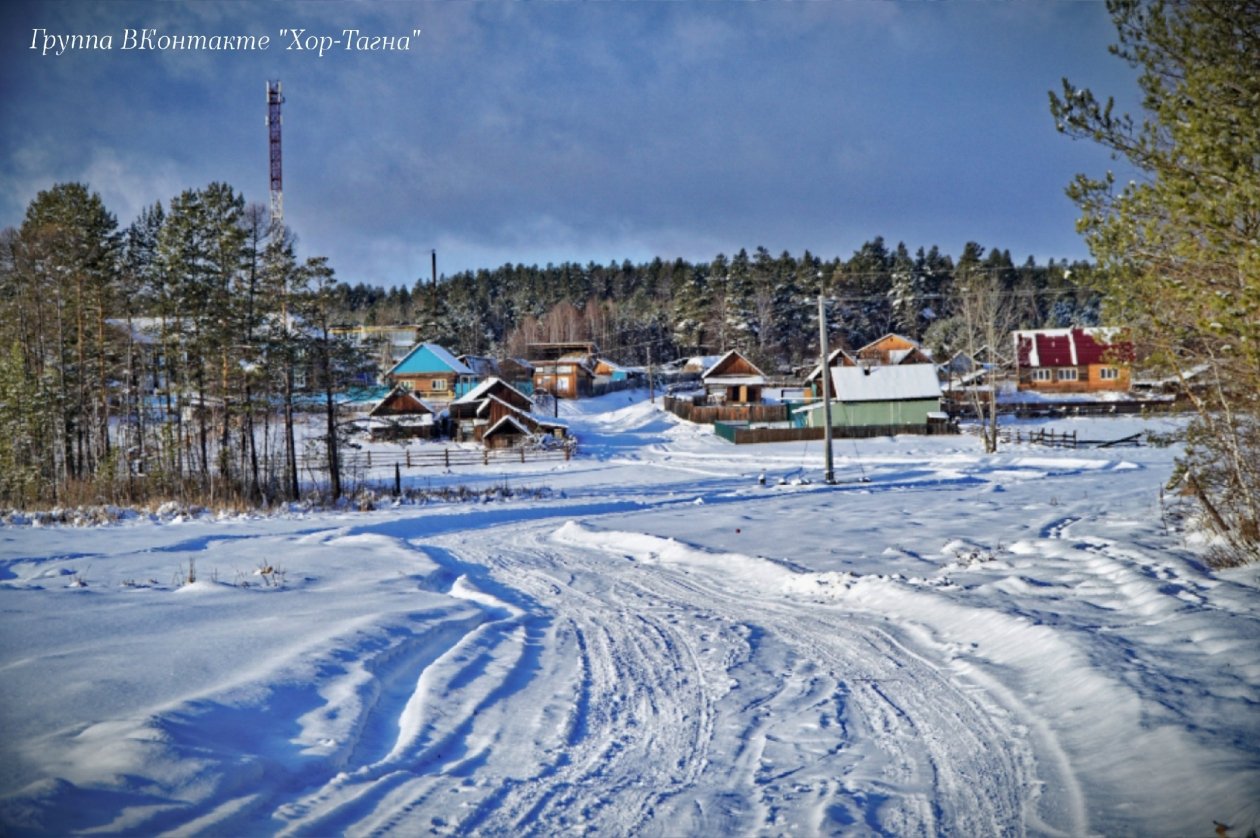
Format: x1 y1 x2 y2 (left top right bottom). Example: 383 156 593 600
352 326 1141 449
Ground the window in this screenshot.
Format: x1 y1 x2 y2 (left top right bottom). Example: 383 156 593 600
557 377 570 393
430 379 448 391
1098 367 1119 380
1033 369 1053 382
1057 368 1079 382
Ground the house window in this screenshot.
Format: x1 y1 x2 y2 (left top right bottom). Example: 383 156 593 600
1032 369 1053 382
1098 367 1119 380
1057 369 1079 382
430 379 448 391
557 377 570 393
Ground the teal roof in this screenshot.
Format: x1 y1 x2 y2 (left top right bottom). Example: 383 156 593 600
388 343 475 377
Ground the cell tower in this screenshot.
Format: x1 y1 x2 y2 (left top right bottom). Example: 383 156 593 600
266 80 284 228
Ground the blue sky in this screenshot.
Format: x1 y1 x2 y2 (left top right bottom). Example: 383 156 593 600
1 1 1140 287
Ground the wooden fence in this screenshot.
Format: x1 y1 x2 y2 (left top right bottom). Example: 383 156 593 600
998 428 1079 448
997 428 1146 449
945 395 1179 420
713 421 953 445
310 443 575 473
663 395 789 425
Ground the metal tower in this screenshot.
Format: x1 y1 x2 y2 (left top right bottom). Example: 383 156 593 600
266 80 284 227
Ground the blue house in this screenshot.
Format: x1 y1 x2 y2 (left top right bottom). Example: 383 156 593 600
385 343 478 403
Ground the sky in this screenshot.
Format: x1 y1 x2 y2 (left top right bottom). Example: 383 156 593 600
1 1 1142 289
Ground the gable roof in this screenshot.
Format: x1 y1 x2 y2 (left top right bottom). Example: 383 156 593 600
702 350 767 381
458 354 501 378
1013 328 1133 368
481 409 566 439
368 386 436 418
857 333 933 364
387 343 474 377
482 414 532 439
805 348 858 383
830 363 942 402
453 376 532 408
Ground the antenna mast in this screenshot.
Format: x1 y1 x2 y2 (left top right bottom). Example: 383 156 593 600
266 80 284 228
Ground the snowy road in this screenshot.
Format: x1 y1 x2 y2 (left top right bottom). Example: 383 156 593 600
271 514 1057 837
2 396 1258 836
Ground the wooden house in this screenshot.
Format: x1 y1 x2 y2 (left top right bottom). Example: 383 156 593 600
386 343 478 403
366 386 439 440
498 357 536 396
449 377 535 442
701 351 767 405
1013 328 1133 394
856 333 933 366
594 358 631 382
798 364 942 429
529 342 598 399
458 354 501 381
331 324 424 372
803 348 858 400
481 411 568 449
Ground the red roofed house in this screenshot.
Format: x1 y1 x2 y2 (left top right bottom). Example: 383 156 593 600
1013 328 1134 394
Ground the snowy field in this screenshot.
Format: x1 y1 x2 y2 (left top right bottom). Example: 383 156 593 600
1 391 1258 837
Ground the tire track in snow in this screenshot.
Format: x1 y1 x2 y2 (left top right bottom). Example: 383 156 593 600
270 513 1088 836
362 522 1065 834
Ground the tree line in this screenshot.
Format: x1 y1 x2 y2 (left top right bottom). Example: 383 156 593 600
0 182 368 509
338 240 1100 373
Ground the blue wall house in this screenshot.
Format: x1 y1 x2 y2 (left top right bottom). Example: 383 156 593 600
386 343 479 404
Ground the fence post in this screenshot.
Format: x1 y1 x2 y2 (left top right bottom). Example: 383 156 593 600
444 448 450 468
483 448 489 465
367 451 371 469
406 450 411 468
520 447 526 462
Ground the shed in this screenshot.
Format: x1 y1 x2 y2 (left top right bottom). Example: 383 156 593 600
366 386 438 440
480 410 569 449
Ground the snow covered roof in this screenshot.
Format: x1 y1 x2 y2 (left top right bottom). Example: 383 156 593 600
453 377 531 407
805 348 857 382
482 414 531 438
682 355 722 373
830 363 942 402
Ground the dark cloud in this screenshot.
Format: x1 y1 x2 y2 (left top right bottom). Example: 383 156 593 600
2 1 1139 285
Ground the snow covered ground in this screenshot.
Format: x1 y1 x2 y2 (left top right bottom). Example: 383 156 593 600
2 391 1257 837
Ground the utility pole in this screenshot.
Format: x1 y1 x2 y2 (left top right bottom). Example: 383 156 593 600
818 294 835 484
647 343 655 404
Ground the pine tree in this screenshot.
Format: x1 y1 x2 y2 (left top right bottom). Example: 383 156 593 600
888 242 924 339
15 183 120 489
1051 0 1260 563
